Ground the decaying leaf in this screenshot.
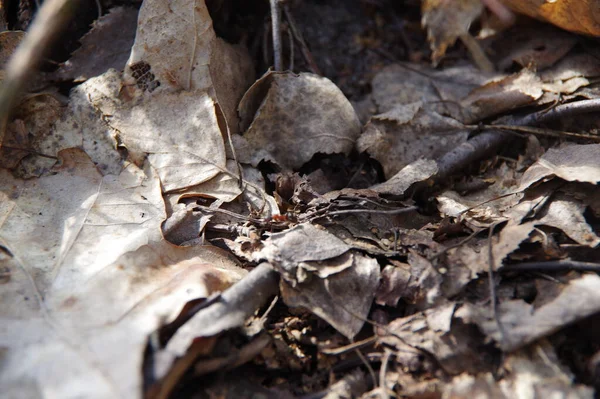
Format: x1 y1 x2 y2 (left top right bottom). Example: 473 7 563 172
0 149 161 291
54 7 138 82
32 78 123 177
379 302 494 375
3 0 600 397
501 0 600 37
255 224 379 339
357 101 468 178
438 142 600 271
443 344 593 399
236 71 361 170
540 52 600 93
421 0 485 65
124 0 254 135
459 68 544 123
91 70 226 192
518 143 600 189
1 93 65 173
493 23 578 70
280 251 380 339
370 63 494 115
371 158 438 196
534 193 600 247
0 149 246 398
256 223 351 284
456 274 600 351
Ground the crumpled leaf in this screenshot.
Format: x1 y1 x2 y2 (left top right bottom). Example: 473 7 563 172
443 344 594 399
255 223 380 339
501 0 600 37
90 70 226 192
459 68 544 124
54 7 138 82
0 149 164 291
456 274 600 351
370 63 494 115
540 53 600 95
518 143 600 189
371 159 438 197
1 94 65 173
535 193 600 247
421 0 484 65
124 0 254 135
0 149 246 398
236 71 361 170
379 302 494 375
256 223 351 284
375 251 444 309
357 101 468 178
493 23 577 71
280 251 380 339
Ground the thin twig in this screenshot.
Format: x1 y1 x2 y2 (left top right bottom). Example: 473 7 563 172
287 25 294 71
321 279 449 376
320 336 377 356
307 206 419 222
508 98 600 127
428 228 484 260
355 348 378 390
282 4 322 75
486 124 600 142
378 349 393 399
501 260 600 273
269 0 282 71
487 222 507 346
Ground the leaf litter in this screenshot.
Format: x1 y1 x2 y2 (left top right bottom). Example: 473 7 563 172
0 0 600 398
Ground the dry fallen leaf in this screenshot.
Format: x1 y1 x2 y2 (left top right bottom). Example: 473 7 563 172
54 7 138 82
500 0 600 37
91 70 227 192
459 68 543 123
124 0 253 135
493 23 578 70
379 302 494 375
280 251 380 339
0 149 246 398
370 63 494 115
255 224 379 339
457 274 600 351
371 159 439 197
444 344 593 399
518 143 600 189
357 101 468 178
421 0 485 66
236 71 361 170
1 93 65 173
256 223 351 284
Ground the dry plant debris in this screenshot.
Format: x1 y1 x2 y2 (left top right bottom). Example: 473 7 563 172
0 0 600 398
